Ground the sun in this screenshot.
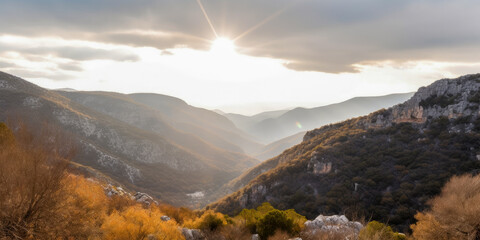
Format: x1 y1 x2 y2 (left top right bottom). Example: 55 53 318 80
210 38 236 56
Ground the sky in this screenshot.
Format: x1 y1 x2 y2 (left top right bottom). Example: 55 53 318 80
0 0 479 115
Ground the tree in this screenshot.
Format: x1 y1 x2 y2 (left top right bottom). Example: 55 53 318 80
256 210 294 240
183 210 226 232
0 123 70 239
411 174 480 239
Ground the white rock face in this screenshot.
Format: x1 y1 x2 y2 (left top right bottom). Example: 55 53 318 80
0 80 15 90
82 141 141 183
187 191 205 199
53 105 204 171
304 214 363 238
22 96 42 108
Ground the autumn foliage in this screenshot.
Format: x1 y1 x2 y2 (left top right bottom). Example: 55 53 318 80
102 205 184 240
411 174 480 240
0 123 185 239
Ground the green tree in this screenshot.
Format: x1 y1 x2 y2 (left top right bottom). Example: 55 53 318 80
256 210 294 240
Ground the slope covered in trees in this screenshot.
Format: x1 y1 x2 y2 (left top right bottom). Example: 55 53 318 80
209 74 480 232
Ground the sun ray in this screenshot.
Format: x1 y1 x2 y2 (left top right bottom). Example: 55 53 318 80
233 3 296 42
196 0 218 38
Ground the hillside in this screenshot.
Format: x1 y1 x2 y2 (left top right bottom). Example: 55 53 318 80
226 93 414 144
225 109 289 133
253 131 306 161
129 93 263 154
208 74 480 232
0 71 258 207
57 91 259 170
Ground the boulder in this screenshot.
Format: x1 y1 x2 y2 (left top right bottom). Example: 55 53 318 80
181 228 204 240
160 215 171 221
304 214 363 238
132 192 158 206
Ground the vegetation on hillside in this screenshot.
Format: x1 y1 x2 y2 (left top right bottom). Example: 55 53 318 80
2 120 480 239
0 122 307 239
411 174 480 239
210 114 480 232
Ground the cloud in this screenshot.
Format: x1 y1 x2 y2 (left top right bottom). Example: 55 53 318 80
7 69 76 81
0 0 479 72
0 44 140 62
57 62 83 72
0 60 16 68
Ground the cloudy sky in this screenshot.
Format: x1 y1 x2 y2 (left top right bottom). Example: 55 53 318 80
0 0 479 114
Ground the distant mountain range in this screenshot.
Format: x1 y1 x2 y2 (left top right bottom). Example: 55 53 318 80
208 74 480 232
225 93 414 145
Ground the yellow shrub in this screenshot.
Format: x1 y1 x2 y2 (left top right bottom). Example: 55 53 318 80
102 205 185 240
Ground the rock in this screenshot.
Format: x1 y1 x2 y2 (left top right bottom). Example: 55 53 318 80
160 215 171 221
132 192 158 206
251 234 260 240
181 228 204 240
304 214 363 238
147 234 157 240
104 184 130 197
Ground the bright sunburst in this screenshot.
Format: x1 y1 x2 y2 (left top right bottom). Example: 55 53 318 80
210 38 236 56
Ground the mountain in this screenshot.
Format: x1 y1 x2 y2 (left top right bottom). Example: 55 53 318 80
226 93 414 144
0 71 259 207
208 74 480 232
225 109 290 134
57 91 263 156
253 131 305 161
129 93 264 154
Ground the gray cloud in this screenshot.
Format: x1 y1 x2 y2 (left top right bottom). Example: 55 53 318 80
0 0 479 72
23 46 139 62
0 61 16 68
0 42 139 62
57 62 83 72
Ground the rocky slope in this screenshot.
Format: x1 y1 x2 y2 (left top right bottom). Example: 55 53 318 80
208 74 480 231
57 91 259 172
129 93 263 154
0 71 258 207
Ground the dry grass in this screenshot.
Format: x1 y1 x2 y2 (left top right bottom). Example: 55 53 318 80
411 174 480 240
